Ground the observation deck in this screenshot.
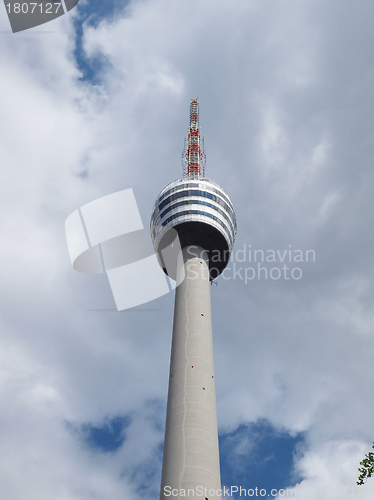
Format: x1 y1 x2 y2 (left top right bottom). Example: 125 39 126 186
150 177 236 279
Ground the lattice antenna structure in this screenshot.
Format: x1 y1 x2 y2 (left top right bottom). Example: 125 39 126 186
182 98 206 178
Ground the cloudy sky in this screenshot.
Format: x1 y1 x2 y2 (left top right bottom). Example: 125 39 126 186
1 0 374 498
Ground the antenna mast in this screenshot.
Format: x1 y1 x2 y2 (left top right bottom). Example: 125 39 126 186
183 98 206 178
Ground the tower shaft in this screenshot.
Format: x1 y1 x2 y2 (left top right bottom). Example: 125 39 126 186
160 246 222 500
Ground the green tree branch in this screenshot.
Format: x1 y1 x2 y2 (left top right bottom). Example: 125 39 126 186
357 444 374 485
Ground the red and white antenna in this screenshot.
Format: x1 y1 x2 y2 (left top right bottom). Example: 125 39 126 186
182 98 206 178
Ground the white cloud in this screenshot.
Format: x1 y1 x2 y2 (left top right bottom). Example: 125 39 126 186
284 440 374 500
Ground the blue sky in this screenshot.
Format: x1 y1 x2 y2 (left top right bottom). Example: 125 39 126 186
1 1 374 499
72 0 129 83
219 421 305 496
67 412 305 497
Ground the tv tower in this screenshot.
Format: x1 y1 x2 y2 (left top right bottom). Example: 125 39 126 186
150 99 236 499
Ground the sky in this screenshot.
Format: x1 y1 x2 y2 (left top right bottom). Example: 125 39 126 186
1 0 374 499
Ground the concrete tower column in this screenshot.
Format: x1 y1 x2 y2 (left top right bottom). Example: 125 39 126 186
160 245 222 500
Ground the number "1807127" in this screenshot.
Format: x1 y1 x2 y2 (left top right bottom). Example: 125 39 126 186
5 3 62 14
